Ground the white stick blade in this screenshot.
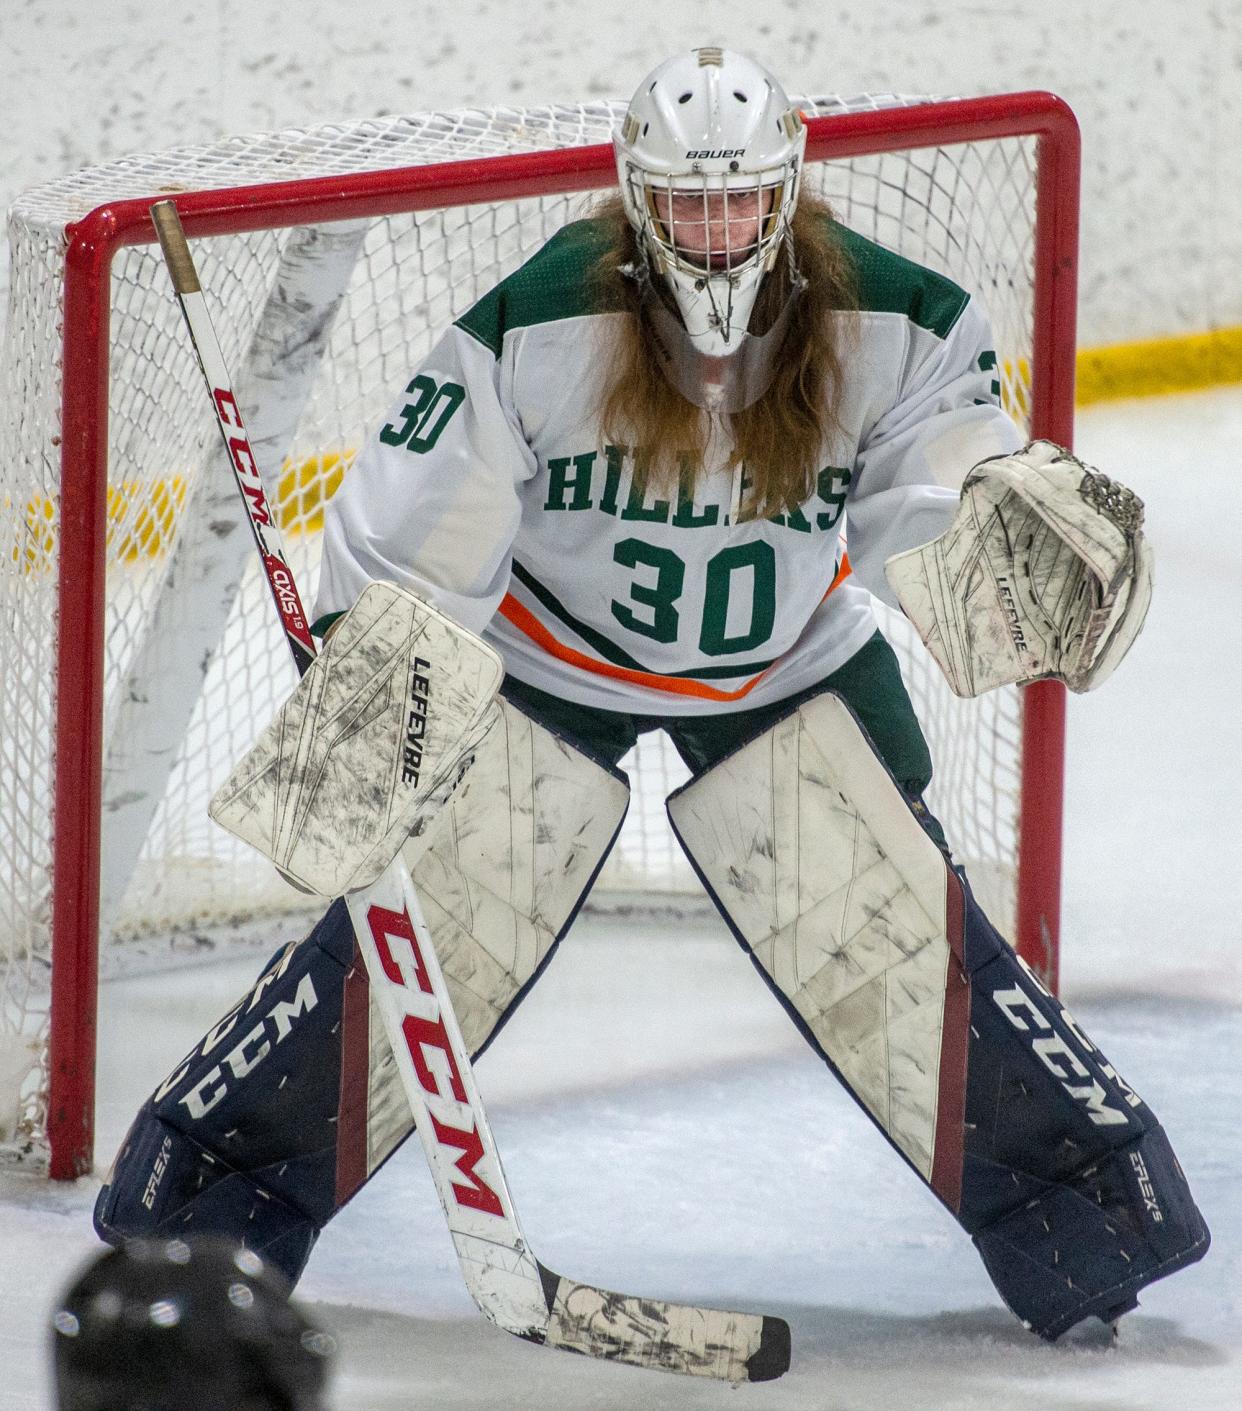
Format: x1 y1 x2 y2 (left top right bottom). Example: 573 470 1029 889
546 1279 791 1382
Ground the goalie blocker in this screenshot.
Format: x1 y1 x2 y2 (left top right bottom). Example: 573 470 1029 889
666 691 1207 1338
208 580 505 897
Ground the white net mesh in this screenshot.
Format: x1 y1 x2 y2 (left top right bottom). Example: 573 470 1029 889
0 96 1044 1167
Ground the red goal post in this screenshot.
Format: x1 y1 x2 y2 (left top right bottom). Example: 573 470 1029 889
2 91 1079 1178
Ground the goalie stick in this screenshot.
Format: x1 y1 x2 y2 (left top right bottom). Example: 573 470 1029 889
149 199 790 1385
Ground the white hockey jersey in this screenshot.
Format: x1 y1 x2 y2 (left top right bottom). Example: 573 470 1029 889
314 219 1024 715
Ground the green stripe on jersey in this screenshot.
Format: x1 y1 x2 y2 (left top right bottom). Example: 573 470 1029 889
832 222 970 340
455 220 626 356
311 610 345 639
510 559 778 681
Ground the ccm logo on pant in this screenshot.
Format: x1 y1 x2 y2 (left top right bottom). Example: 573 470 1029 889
366 904 504 1218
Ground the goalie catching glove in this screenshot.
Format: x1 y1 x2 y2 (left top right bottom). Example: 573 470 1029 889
884 441 1153 698
209 581 503 896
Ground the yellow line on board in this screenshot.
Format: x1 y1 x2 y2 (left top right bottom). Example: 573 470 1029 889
1076 326 1242 405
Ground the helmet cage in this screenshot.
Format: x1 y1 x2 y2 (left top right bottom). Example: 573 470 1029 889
619 157 802 353
625 163 799 281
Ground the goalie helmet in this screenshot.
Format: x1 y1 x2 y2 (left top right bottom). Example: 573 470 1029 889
614 47 806 363
51 1237 334 1411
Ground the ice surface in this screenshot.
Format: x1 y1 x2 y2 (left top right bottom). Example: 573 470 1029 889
3 389 1240 1408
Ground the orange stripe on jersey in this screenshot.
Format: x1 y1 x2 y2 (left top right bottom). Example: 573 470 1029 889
497 595 769 700
497 553 854 702
823 550 852 602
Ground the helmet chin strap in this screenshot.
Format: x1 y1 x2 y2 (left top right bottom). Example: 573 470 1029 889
692 270 741 351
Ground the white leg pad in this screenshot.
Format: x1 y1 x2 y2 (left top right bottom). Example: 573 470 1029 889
667 693 962 1180
400 696 631 1052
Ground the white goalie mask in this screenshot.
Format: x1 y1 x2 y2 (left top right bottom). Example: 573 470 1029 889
614 47 807 378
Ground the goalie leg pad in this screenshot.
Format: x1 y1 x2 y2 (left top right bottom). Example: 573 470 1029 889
667 690 1208 1336
94 902 381 1283
953 900 1208 1336
402 692 631 1056
97 697 629 1282
973 1123 1209 1339
93 1110 320 1285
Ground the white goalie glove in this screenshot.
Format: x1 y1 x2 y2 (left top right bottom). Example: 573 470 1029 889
884 441 1153 698
209 581 504 896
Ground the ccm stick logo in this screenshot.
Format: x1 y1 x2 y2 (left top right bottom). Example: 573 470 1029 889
213 387 272 527
367 904 504 1217
213 386 312 644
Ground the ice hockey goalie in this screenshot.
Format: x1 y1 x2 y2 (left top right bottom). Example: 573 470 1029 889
94 43 1206 1351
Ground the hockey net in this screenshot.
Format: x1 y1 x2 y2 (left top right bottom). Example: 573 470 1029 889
0 92 1078 1175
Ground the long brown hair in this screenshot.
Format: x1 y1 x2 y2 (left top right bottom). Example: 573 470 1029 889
591 190 857 520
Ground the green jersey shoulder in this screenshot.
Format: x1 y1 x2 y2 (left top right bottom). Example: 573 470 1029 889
455 220 625 355
832 222 971 341
454 214 973 357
